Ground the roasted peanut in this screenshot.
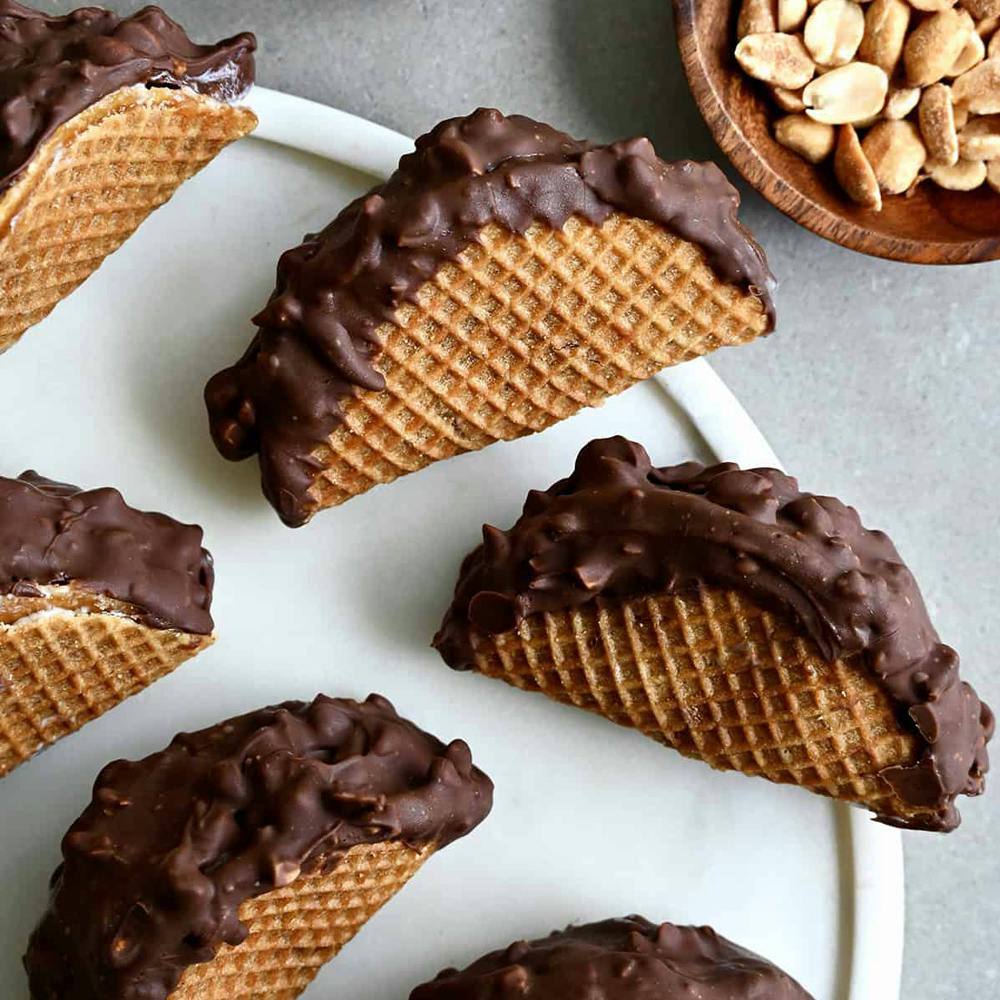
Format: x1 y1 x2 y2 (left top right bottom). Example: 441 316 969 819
859 0 910 74
772 85 808 110
834 124 883 206
803 61 889 122
862 119 928 191
884 85 922 118
979 15 1000 36
804 0 867 64
952 57 1000 111
739 0 778 36
775 113 838 159
927 157 988 186
904 9 976 87
919 84 959 164
958 0 1000 19
779 0 810 30
958 113 1000 156
987 157 1000 188
948 28 986 75
736 32 817 88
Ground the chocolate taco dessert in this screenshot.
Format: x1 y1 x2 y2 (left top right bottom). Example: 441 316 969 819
206 108 775 527
0 2 257 352
434 435 992 831
24 693 493 1000
0 471 214 779
410 915 814 999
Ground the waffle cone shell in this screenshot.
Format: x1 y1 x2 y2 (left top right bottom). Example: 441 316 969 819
305 214 770 515
462 584 934 827
0 84 257 353
0 588 213 778
170 841 435 1000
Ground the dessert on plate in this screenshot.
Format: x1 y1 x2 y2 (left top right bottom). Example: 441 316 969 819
409 914 814 998
24 693 493 1000
0 471 215 779
434 435 993 831
206 107 775 527
0 2 257 352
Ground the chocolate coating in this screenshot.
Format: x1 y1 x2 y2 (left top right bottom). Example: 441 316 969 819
0 1 256 191
410 915 814 999
0 471 213 634
434 436 992 831
24 693 493 1000
205 108 775 527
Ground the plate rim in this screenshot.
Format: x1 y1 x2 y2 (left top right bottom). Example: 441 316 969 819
243 85 905 1000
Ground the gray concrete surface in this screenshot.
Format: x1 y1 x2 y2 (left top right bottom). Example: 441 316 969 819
38 1 1000 996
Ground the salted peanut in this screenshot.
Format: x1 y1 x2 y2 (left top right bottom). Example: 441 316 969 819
928 156 988 186
990 28 1000 57
988 158 1000 188
738 0 778 37
772 84 808 109
979 15 1000 36
908 0 957 10
885 85 923 118
863 120 928 192
775 113 838 159
736 33 817 87
859 0 910 74
804 0 866 64
919 84 960 164
779 0 810 30
959 0 1000 18
952 57 1000 110
958 113 1000 155
834 124 883 206
905 9 977 86
804 61 889 122
954 103 971 127
949 28 986 74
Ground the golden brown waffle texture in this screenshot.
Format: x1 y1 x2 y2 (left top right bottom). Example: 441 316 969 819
306 215 770 513
170 842 434 1000
0 85 257 353
0 590 213 778
464 583 935 828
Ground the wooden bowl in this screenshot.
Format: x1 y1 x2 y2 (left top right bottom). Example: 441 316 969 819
673 0 1000 263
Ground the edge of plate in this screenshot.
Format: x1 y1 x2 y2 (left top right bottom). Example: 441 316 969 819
656 361 905 1000
244 85 905 1000
247 87 413 180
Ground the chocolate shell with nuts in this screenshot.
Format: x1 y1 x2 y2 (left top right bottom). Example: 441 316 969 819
24 694 494 1000
409 915 815 999
434 436 992 832
205 108 775 527
0 471 215 779
0 2 258 352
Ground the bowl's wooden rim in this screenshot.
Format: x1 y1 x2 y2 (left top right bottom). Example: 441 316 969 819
673 0 1000 265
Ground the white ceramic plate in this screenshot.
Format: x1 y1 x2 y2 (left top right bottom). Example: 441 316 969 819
0 89 903 1000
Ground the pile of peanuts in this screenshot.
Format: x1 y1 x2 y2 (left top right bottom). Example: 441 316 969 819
734 0 1000 209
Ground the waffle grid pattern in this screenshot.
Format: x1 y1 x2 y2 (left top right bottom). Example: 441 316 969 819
171 842 434 1000
469 584 930 826
0 609 211 777
0 86 257 352
307 213 769 512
